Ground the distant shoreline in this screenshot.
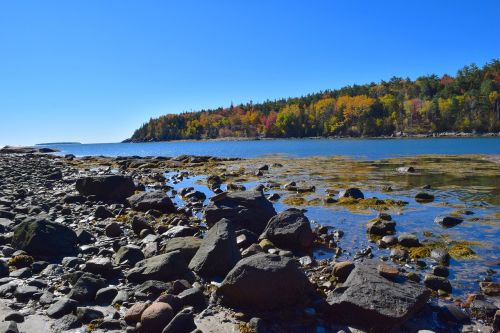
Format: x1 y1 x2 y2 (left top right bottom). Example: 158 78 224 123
123 132 499 144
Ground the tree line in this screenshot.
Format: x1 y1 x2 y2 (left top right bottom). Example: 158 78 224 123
129 59 500 141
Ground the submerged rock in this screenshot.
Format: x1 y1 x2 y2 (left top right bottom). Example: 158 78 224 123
204 191 276 234
259 208 313 252
215 253 313 310
326 259 430 332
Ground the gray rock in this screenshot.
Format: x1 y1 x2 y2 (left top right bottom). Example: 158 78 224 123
430 248 450 265
134 280 172 301
398 233 420 247
127 190 176 213
47 298 78 318
4 312 23 323
161 237 202 263
68 273 106 302
84 257 113 275
188 219 240 278
367 218 396 236
76 175 135 201
55 314 80 330
216 253 313 310
161 225 196 238
76 307 104 323
126 251 189 283
177 288 205 310
12 218 78 257
105 222 122 237
0 321 18 333
259 208 313 252
162 307 196 333
204 191 276 234
326 259 430 332
114 245 145 266
95 286 118 305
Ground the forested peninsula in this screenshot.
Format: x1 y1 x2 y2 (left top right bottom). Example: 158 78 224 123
128 60 500 142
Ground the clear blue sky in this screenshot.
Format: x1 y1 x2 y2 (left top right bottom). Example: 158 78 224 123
1 0 499 146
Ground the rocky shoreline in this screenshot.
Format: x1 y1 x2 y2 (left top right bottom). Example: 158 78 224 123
0 148 498 333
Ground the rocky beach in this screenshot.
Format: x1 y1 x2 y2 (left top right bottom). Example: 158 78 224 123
0 146 498 333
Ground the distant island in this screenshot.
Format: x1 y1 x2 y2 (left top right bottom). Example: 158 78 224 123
36 142 81 145
128 60 500 142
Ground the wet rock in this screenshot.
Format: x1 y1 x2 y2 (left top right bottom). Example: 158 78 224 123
432 266 449 278
367 218 396 236
377 263 399 280
161 237 202 263
437 304 470 324
435 215 463 228
216 253 313 310
114 245 145 266
141 302 174 333
398 233 420 247
12 218 78 257
189 218 240 278
430 248 450 265
259 208 313 252
424 274 452 293
127 190 176 213
378 235 398 247
415 192 434 203
76 174 135 201
204 191 276 234
126 251 189 283
162 307 196 333
47 298 78 318
333 261 355 282
338 188 364 199
479 282 500 296
470 298 498 318
125 302 149 325
0 260 8 278
326 259 430 332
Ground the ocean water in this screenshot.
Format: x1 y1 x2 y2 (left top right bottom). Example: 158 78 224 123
41 137 500 159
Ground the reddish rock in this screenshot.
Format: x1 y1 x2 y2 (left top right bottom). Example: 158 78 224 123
377 263 399 280
140 302 174 333
124 302 149 324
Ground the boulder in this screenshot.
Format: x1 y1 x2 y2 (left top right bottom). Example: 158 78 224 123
126 251 189 283
204 191 276 234
162 307 196 333
367 218 396 236
141 302 174 333
75 175 135 201
161 237 202 263
114 245 145 266
326 259 430 332
188 219 240 278
215 253 313 310
12 218 78 257
333 261 355 282
127 190 176 213
125 302 149 324
68 273 106 302
259 208 313 252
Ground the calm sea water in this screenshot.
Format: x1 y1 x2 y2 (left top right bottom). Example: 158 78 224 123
41 137 500 159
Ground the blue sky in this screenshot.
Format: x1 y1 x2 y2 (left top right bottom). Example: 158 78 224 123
0 0 499 145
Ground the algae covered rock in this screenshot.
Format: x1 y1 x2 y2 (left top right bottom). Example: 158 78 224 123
12 218 78 257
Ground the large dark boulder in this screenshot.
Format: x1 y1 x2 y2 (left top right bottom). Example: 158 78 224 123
75 175 135 201
12 218 78 257
126 251 189 283
188 219 240 278
259 208 313 252
215 253 313 310
326 259 430 332
204 191 276 234
127 190 176 213
68 273 106 302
